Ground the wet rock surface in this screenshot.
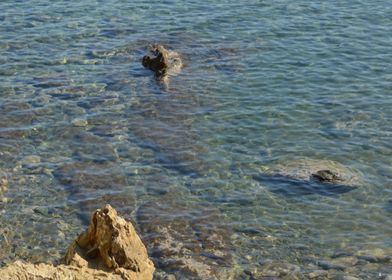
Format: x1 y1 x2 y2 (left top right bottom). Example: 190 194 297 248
0 205 155 280
311 170 343 183
142 45 182 81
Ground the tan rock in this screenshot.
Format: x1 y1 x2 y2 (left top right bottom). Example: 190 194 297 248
0 175 8 193
0 260 124 280
65 204 155 279
0 175 8 203
0 205 155 280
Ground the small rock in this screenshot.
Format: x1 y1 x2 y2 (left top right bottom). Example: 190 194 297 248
21 155 41 165
316 260 346 271
57 231 65 240
142 45 182 82
308 270 328 278
330 256 358 267
0 176 8 193
42 168 53 176
258 261 301 278
71 118 88 127
356 248 392 263
312 169 343 182
331 251 353 258
341 276 361 280
245 255 252 261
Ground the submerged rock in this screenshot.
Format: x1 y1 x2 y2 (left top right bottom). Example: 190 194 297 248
0 174 8 203
142 45 182 82
355 248 392 264
252 261 302 279
254 173 357 196
254 159 362 196
311 169 343 183
0 204 155 280
266 159 362 186
0 175 8 194
137 192 238 279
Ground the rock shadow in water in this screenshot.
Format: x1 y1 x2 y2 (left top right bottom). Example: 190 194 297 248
254 174 357 197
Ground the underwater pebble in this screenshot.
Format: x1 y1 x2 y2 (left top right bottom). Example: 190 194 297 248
330 256 358 267
316 260 346 271
47 156 72 164
308 270 328 278
341 276 361 280
71 118 88 127
258 261 301 278
356 248 392 263
58 231 65 240
56 220 70 232
21 155 41 165
0 176 8 192
42 168 53 176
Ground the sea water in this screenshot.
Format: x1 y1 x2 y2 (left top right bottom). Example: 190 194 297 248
0 0 391 278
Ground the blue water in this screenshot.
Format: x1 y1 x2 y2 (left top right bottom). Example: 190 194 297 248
0 0 391 278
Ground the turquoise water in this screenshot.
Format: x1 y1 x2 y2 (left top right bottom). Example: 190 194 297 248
0 0 391 278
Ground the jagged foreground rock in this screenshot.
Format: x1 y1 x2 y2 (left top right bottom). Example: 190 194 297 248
0 205 155 280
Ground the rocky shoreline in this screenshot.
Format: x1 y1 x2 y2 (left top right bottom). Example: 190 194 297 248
1 203 391 280
0 205 154 280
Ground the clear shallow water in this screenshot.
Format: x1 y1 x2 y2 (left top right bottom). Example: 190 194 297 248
0 0 391 278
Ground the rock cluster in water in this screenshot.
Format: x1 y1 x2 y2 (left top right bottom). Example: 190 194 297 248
0 205 155 280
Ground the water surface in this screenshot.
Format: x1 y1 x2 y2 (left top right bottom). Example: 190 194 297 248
0 0 391 279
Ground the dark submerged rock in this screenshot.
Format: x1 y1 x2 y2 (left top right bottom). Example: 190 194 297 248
142 47 169 78
254 159 362 197
311 169 343 183
142 45 182 81
137 192 238 279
